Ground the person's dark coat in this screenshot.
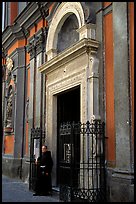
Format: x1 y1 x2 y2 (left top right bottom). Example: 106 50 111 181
40 151 53 174
35 151 53 194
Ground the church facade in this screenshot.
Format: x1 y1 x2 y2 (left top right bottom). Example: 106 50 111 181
2 2 134 202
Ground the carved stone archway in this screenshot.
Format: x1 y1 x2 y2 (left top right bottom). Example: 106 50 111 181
39 2 100 187
46 2 96 61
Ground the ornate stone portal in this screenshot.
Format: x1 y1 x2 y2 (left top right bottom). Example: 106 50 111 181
38 2 100 187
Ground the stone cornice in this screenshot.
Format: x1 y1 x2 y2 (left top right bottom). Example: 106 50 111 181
38 38 99 74
14 3 38 27
13 2 48 29
2 23 29 51
2 2 49 52
36 2 51 18
45 2 61 26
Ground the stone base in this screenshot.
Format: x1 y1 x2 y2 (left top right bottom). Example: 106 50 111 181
2 156 30 182
106 168 134 202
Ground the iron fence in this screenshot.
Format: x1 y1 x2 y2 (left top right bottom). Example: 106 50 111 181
59 120 106 202
29 127 42 191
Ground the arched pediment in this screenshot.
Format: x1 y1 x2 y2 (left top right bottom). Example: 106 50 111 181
46 2 86 60
46 2 97 61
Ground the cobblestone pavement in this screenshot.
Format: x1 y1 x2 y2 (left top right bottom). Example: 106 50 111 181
2 175 60 202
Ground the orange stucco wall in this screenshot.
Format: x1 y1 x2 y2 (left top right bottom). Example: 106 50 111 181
10 2 18 25
104 12 115 164
129 3 134 147
4 135 14 154
29 26 36 39
26 53 30 65
3 3 54 157
7 39 26 56
37 19 44 31
103 2 112 8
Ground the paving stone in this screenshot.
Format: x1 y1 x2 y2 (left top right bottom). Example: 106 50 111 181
2 175 60 202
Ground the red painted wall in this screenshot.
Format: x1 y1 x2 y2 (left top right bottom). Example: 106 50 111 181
4 135 14 155
104 12 115 165
10 2 18 25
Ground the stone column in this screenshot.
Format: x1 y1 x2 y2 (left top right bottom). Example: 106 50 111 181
28 58 35 133
14 48 26 158
86 51 100 122
26 28 47 156
35 53 42 127
26 39 35 157
113 2 132 172
95 2 105 121
109 2 134 202
82 43 101 191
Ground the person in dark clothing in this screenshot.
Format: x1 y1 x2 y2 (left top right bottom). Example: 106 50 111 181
33 145 53 196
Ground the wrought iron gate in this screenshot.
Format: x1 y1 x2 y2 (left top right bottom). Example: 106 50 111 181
59 120 106 202
29 127 42 191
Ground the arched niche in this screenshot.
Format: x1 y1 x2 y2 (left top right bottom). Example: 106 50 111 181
46 2 96 61
57 13 79 54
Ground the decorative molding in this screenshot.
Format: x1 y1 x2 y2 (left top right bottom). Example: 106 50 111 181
2 47 7 58
26 27 47 59
46 2 85 60
2 2 49 51
39 38 99 74
45 2 98 61
48 71 85 98
6 58 14 72
2 23 29 51
36 2 49 18
2 65 6 80
4 126 13 133
26 36 35 59
45 2 61 26
5 85 13 129
14 2 46 29
77 23 96 40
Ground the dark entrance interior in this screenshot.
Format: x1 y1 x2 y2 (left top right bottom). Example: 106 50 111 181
57 86 80 124
57 86 80 186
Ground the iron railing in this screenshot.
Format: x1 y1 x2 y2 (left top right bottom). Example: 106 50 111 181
59 120 106 202
29 127 42 191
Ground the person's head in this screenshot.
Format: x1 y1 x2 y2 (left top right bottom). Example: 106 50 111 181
42 145 47 153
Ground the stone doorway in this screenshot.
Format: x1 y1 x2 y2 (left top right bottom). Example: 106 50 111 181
57 85 80 186
57 86 80 124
